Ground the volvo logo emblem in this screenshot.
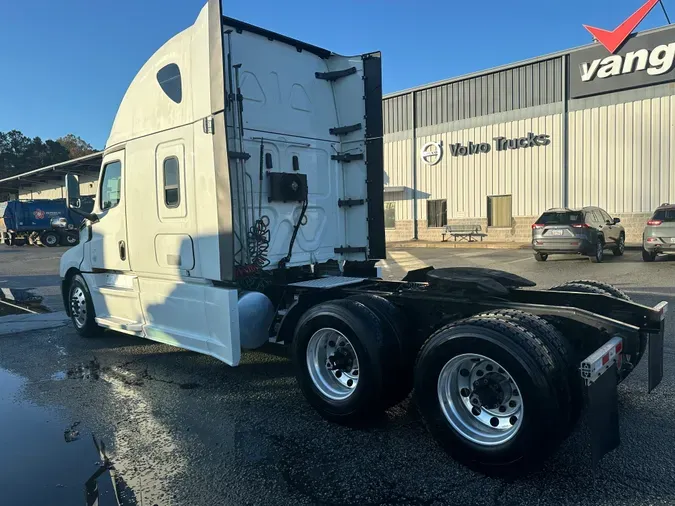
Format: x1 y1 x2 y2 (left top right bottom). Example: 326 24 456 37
421 141 443 165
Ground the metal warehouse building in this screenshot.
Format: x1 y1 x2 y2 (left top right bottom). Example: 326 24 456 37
383 24 675 244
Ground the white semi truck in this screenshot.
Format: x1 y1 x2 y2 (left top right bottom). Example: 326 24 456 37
60 0 667 474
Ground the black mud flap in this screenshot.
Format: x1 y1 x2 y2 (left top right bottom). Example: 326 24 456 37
586 363 621 467
648 325 665 393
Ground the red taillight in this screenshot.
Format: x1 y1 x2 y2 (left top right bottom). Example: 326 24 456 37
572 223 590 228
648 219 663 226
532 224 544 229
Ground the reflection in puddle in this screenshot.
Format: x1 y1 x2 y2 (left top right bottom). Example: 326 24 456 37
0 288 50 315
0 367 112 505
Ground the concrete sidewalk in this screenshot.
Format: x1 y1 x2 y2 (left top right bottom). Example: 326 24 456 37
0 311 69 335
387 240 643 250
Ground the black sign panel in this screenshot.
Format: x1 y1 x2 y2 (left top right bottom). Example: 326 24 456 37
569 26 675 99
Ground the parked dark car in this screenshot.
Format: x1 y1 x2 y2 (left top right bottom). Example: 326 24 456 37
642 204 675 261
532 206 625 263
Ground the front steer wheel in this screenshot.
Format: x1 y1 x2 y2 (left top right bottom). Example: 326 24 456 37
291 299 403 425
414 316 567 475
68 274 100 337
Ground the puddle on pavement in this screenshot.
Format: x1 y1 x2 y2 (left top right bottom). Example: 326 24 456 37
0 288 51 316
0 367 117 505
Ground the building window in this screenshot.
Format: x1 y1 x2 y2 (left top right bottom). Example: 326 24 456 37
157 63 182 104
163 157 180 208
384 202 396 228
100 161 122 210
427 199 447 228
487 195 512 227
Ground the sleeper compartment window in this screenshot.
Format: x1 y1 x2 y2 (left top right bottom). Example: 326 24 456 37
157 63 182 104
163 157 180 208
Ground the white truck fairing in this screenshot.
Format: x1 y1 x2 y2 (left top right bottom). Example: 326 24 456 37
60 0 384 366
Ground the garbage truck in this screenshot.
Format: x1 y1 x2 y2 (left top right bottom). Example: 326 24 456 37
0 197 94 246
59 0 667 474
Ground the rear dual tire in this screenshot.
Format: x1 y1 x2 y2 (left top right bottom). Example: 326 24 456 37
414 315 570 475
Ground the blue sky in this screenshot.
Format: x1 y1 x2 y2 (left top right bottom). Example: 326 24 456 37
0 0 671 149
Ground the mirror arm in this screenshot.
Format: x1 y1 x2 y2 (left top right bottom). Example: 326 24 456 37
69 207 99 224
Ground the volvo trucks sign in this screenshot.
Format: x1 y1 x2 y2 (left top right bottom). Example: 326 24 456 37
571 0 675 98
420 133 550 164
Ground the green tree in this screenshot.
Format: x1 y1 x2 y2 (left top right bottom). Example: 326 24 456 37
56 133 97 159
0 130 95 180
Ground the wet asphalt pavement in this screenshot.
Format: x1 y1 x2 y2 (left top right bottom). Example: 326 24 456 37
2 245 675 505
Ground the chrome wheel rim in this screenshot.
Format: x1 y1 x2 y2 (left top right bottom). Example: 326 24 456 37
45 234 57 246
306 328 359 401
437 353 524 446
70 287 87 328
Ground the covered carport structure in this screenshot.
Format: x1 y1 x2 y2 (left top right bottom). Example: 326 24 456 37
0 152 102 202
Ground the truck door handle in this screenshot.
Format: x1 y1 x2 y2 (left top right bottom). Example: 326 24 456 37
119 240 126 261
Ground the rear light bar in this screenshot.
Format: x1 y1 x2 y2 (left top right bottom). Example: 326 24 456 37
648 219 663 226
572 223 590 228
580 336 623 386
531 224 544 229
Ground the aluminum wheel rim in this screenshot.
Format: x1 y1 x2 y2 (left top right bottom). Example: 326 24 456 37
70 287 87 328
437 353 524 446
618 237 625 253
597 241 603 259
306 328 359 401
66 235 77 244
45 234 57 246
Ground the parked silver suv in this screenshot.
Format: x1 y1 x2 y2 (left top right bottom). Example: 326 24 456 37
642 204 675 262
532 207 625 263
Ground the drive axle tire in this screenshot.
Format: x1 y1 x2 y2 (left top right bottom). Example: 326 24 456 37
292 299 401 425
68 274 99 337
474 310 580 434
553 280 629 301
534 253 548 262
414 317 566 475
550 282 610 297
347 294 413 406
551 280 644 378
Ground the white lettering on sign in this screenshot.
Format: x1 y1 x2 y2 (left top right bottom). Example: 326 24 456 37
579 42 675 82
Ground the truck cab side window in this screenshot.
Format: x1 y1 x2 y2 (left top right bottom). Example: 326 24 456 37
163 157 180 208
100 161 122 210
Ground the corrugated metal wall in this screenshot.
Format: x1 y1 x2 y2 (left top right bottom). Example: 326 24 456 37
568 95 675 213
384 58 563 134
383 137 414 221
18 174 98 200
383 94 412 134
415 114 563 220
